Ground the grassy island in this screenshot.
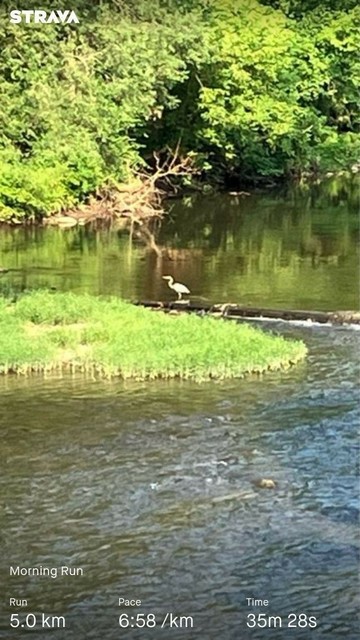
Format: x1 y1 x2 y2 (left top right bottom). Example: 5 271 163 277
0 291 307 381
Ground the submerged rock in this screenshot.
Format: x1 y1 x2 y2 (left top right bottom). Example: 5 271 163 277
255 478 277 489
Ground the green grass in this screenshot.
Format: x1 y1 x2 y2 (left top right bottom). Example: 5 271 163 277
0 291 307 380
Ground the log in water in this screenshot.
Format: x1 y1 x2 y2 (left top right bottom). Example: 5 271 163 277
135 301 360 325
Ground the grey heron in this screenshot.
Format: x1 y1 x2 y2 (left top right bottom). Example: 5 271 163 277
162 275 190 300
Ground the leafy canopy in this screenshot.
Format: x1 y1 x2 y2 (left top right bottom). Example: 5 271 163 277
0 0 358 219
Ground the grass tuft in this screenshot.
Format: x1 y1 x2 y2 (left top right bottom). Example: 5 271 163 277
0 291 307 381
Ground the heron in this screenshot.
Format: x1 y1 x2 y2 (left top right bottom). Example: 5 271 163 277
162 275 190 300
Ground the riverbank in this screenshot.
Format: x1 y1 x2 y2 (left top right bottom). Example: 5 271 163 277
1 2 358 225
1 169 358 229
0 291 306 381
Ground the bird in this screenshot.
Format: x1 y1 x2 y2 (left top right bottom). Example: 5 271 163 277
162 275 190 300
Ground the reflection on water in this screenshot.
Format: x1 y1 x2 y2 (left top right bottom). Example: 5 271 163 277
0 324 359 639
0 177 359 310
0 177 359 639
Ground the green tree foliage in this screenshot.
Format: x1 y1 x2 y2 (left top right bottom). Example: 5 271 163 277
0 1 207 219
0 0 358 219
260 0 358 17
183 0 360 179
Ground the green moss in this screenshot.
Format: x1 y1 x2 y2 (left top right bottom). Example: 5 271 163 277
0 291 307 380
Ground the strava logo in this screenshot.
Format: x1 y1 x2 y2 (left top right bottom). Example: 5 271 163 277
9 10 80 24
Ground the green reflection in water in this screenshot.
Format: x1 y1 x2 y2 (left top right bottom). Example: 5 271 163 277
0 177 358 310
160 176 359 310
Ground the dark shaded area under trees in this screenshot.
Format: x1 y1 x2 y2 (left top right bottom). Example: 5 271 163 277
0 0 358 220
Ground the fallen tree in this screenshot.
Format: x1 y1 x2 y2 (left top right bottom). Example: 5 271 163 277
45 148 197 228
136 301 360 326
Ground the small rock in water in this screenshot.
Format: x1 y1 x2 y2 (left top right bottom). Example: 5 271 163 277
255 478 277 489
224 455 239 465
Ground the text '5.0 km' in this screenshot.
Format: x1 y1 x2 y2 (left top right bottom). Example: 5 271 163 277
9 10 79 24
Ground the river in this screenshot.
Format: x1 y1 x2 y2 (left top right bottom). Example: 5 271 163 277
0 178 359 639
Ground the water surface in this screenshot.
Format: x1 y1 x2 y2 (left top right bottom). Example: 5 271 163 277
1 324 359 639
0 177 358 310
0 179 359 639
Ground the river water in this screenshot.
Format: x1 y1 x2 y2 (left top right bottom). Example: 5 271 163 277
0 179 359 639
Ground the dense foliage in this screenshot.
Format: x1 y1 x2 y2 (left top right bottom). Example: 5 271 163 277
0 0 358 219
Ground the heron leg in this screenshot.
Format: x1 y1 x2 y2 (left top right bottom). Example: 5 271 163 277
177 292 182 300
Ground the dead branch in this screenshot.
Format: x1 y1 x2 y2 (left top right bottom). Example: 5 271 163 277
50 147 197 229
